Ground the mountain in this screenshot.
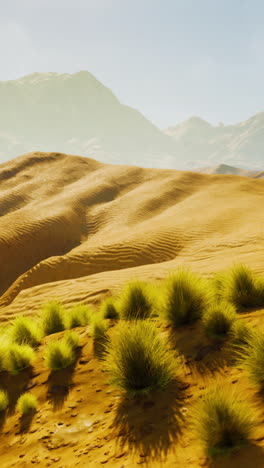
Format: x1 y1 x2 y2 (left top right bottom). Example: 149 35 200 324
0 71 263 171
196 163 264 178
165 114 264 170
0 71 176 168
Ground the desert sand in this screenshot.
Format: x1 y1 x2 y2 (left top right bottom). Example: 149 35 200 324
0 151 264 467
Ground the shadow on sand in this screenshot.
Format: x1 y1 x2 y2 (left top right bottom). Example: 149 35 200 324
47 348 81 411
112 381 186 463
209 444 264 468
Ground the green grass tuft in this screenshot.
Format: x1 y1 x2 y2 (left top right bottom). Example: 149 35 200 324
161 269 211 327
100 297 120 320
63 331 81 350
0 389 9 412
105 320 175 395
16 393 37 414
5 343 35 375
191 385 257 456
213 264 264 310
44 339 76 371
202 302 237 342
118 280 155 320
230 320 255 347
66 304 91 329
9 316 41 348
41 301 65 336
239 332 264 390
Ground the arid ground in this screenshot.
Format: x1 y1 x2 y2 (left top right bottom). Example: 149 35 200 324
0 152 264 467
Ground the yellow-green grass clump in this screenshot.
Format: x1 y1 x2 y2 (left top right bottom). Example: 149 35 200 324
239 332 264 390
191 385 257 456
41 301 65 336
9 316 42 348
17 393 37 414
100 297 120 320
202 302 237 342
64 331 81 350
105 320 175 395
5 343 35 375
66 304 91 329
91 317 109 341
118 280 155 320
162 269 211 327
0 341 9 372
214 264 264 310
230 320 255 347
0 390 9 412
44 337 77 371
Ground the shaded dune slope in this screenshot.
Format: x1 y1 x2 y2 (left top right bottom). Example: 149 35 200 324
0 152 263 320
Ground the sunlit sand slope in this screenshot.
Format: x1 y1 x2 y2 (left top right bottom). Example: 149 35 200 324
0 151 263 320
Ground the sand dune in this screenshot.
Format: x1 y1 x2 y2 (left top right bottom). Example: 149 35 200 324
0 151 263 321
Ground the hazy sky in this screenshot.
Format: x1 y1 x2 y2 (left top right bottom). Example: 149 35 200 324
1 0 264 128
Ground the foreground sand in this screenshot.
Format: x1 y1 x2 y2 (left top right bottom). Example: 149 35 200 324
0 152 264 467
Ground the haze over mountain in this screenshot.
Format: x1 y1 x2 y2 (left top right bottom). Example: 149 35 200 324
0 71 263 171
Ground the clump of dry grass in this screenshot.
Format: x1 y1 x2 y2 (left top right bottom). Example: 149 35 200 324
9 316 42 348
41 301 65 336
16 393 37 414
100 297 119 320
191 385 257 456
66 304 92 329
118 280 155 320
0 390 9 412
105 320 175 395
202 302 237 342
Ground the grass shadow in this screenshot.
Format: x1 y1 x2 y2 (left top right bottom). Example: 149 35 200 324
112 381 186 463
93 336 110 360
0 368 33 415
209 443 264 468
47 348 81 410
168 324 232 377
0 411 7 433
19 409 36 434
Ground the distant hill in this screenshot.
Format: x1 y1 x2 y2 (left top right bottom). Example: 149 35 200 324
165 115 264 170
0 71 263 171
195 163 264 178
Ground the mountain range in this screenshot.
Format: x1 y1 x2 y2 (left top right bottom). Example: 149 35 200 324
0 71 263 172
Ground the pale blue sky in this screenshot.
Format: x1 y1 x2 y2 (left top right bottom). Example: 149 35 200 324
1 0 264 127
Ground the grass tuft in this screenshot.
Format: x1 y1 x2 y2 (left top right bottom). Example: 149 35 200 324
118 280 155 320
161 269 211 327
16 393 37 414
230 320 255 347
63 331 81 350
213 264 264 310
66 304 91 329
202 302 237 342
100 297 120 320
5 343 35 375
239 332 264 390
44 339 76 371
41 301 65 336
191 385 257 456
9 316 41 348
105 320 175 395
0 389 9 412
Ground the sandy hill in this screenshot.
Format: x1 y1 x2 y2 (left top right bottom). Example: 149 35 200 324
165 114 264 170
0 151 263 321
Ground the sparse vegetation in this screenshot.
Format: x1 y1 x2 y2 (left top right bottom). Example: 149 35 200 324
191 385 256 456
91 317 109 358
105 320 175 395
16 393 37 414
239 332 264 390
118 280 154 320
44 339 76 371
66 304 91 329
100 297 119 320
5 343 35 375
230 320 255 347
161 269 211 327
0 390 8 412
213 264 264 310
41 301 65 336
63 331 81 350
9 316 41 348
202 302 237 342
